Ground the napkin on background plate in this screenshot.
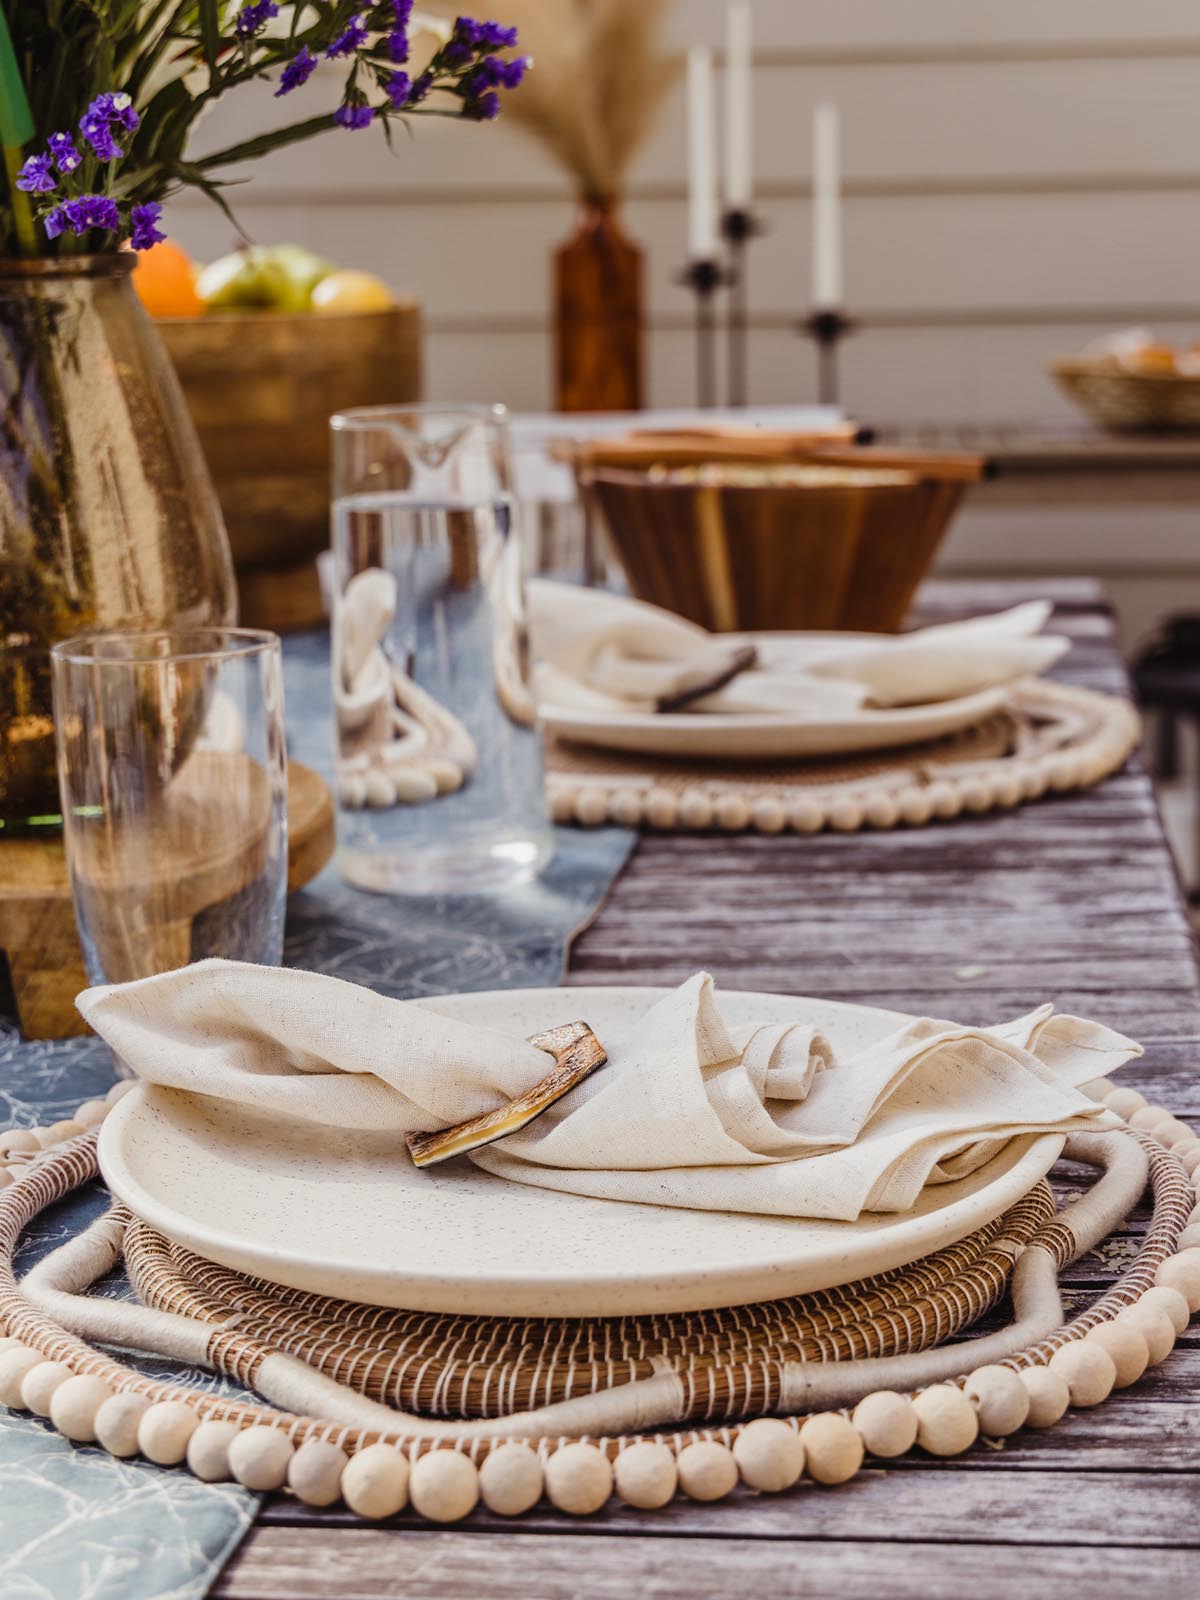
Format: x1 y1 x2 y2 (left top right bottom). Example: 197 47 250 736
529 580 1070 717
79 962 1133 1223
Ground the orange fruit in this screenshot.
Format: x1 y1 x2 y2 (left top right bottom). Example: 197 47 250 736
133 240 203 318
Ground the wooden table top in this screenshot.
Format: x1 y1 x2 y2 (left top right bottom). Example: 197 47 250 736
218 577 1199 1600
873 420 1200 474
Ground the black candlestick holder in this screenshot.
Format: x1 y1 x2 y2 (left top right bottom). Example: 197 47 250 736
721 208 763 407
800 308 858 408
679 257 731 409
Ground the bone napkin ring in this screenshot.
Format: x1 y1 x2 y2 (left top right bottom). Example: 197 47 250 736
405 1021 608 1168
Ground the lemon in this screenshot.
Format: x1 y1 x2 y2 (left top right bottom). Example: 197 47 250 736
310 269 395 313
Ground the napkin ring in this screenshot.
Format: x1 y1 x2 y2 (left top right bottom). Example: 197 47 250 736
655 643 759 712
405 1020 607 1168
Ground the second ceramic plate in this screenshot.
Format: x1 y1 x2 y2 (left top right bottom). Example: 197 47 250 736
538 633 1010 759
99 986 1062 1318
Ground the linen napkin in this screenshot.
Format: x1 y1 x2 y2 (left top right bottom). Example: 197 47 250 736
529 580 1069 716
79 962 1133 1223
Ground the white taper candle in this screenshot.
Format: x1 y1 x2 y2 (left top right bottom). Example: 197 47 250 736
724 0 752 211
811 101 843 309
687 45 718 260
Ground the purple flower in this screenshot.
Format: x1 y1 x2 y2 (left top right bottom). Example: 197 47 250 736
84 124 122 161
44 207 67 240
59 194 121 235
106 92 139 132
451 17 519 58
473 20 518 48
326 12 369 58
79 115 117 160
465 60 495 91
464 89 500 120
466 54 524 91
234 0 279 37
80 92 140 161
334 102 374 129
15 154 56 194
386 70 411 107
388 28 410 62
275 45 317 96
131 202 166 251
408 70 433 103
48 133 82 174
392 0 414 24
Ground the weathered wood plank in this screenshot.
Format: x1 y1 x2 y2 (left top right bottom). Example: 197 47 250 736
217 1529 1197 1600
247 1467 1200 1548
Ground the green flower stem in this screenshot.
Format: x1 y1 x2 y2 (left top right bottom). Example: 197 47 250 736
2 144 37 255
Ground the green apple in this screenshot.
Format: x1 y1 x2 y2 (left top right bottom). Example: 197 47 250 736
269 243 336 308
196 245 334 312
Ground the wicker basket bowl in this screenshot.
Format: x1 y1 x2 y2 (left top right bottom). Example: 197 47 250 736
1049 358 1200 433
581 445 981 633
158 302 422 596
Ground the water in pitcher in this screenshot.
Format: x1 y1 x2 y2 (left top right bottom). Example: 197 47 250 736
332 489 553 893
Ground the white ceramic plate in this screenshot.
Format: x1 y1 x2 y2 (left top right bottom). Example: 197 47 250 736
538 633 1010 759
99 986 1062 1318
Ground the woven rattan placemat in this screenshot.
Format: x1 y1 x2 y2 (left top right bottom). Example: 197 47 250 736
122 1183 1055 1423
546 682 1140 833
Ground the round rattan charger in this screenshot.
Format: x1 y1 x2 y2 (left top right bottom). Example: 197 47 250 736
1 1074 1199 1520
546 682 1140 834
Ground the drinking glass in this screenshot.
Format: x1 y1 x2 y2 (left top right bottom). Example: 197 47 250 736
51 628 287 987
330 403 553 894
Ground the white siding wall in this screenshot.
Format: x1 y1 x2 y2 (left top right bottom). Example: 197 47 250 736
171 1 1200 640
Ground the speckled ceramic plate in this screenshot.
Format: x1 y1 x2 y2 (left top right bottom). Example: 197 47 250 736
537 634 1012 759
99 987 1063 1317
539 683 1010 760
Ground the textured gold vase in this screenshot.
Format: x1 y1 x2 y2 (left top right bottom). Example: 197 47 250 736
0 255 236 827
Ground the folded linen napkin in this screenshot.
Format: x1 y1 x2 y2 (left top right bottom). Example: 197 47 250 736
529 580 1069 716
79 962 1134 1223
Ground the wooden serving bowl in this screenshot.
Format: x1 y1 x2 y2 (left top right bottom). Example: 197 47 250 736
579 443 982 633
158 302 422 626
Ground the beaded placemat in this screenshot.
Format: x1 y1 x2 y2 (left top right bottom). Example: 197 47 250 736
546 682 1141 833
1 1080 1198 1523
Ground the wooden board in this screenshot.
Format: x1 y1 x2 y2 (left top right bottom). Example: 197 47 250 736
0 761 333 1039
237 560 328 636
216 578 1200 1600
158 303 422 575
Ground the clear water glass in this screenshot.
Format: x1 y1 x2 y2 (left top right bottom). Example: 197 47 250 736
50 628 287 987
330 403 553 894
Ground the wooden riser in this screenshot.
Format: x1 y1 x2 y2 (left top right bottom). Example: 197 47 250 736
0 761 333 1040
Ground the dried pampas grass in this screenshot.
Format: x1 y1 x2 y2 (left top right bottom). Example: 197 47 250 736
432 0 679 197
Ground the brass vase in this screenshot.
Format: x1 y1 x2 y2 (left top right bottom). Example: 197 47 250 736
0 255 236 828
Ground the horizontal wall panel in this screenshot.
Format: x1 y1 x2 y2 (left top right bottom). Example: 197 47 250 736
755 320 1200 425
186 53 1200 196
942 502 1200 574
167 188 1200 324
418 318 1200 421
424 327 552 412
677 1 1200 53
